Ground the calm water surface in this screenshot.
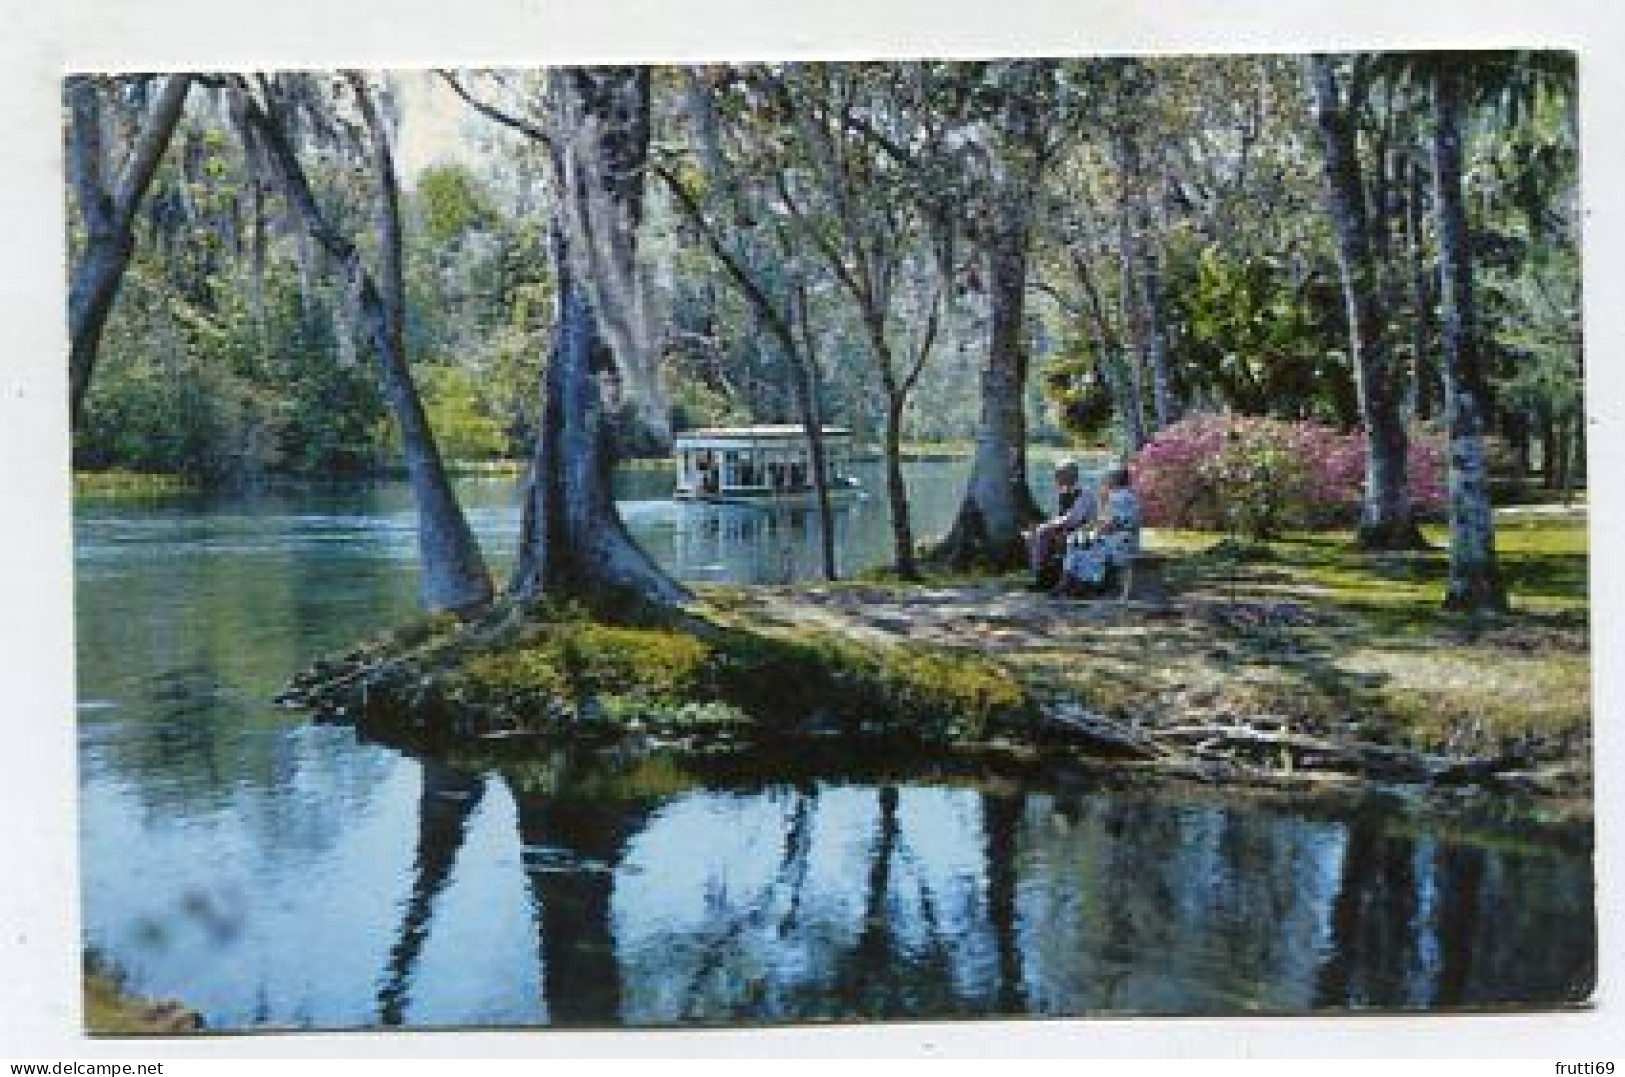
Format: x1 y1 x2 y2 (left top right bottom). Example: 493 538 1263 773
75 460 1595 1029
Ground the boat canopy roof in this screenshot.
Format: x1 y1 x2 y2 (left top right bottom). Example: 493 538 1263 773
674 425 853 448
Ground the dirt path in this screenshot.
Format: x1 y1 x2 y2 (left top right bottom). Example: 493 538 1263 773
744 581 1328 653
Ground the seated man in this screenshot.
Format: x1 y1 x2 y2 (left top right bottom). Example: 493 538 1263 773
1024 459 1092 591
1058 466 1142 596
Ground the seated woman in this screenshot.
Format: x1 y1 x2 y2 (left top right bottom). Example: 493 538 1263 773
1057 466 1141 597
1023 459 1092 591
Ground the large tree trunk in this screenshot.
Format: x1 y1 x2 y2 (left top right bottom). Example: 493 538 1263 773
1308 57 1427 550
510 68 687 611
1404 150 1437 423
1140 241 1178 431
240 75 493 614
67 73 193 425
1430 63 1508 613
511 227 687 609
934 207 1042 570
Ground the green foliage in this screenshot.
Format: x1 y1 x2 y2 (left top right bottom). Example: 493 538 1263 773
76 254 388 480
415 162 497 247
1487 246 1581 427
72 470 196 498
76 110 553 483
1039 338 1117 441
73 53 1578 499
381 364 510 461
1167 245 1354 424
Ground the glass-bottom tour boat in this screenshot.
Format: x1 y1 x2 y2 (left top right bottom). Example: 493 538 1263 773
673 425 862 504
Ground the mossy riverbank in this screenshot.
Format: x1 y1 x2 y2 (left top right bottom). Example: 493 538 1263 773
282 508 1590 807
83 956 203 1036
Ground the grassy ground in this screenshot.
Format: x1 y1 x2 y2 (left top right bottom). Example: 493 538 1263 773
73 470 197 498
1148 511 1589 745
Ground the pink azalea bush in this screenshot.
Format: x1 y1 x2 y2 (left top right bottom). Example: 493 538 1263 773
1128 413 1446 537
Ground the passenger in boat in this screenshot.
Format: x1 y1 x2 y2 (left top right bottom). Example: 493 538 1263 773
1057 466 1142 597
1024 459 1093 591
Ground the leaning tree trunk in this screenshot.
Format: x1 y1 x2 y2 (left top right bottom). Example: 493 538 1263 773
1308 57 1426 550
239 75 493 614
351 76 495 614
1431 63 1508 613
67 73 193 425
510 68 687 611
656 146 838 582
357 269 496 613
935 206 1042 571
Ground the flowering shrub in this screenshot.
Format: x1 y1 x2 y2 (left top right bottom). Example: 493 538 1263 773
1128 414 1446 537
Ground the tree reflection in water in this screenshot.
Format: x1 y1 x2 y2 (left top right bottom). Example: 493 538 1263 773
376 762 486 1025
376 753 1591 1026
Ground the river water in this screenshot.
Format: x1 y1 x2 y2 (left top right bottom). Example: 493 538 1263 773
74 459 1594 1029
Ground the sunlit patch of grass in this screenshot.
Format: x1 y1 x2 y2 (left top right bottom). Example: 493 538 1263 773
1491 518 1589 616
73 470 196 499
1140 528 1221 554
1345 647 1591 746
1206 518 1593 631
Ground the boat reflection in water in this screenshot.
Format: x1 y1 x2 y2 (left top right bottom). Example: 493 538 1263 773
672 498 866 584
